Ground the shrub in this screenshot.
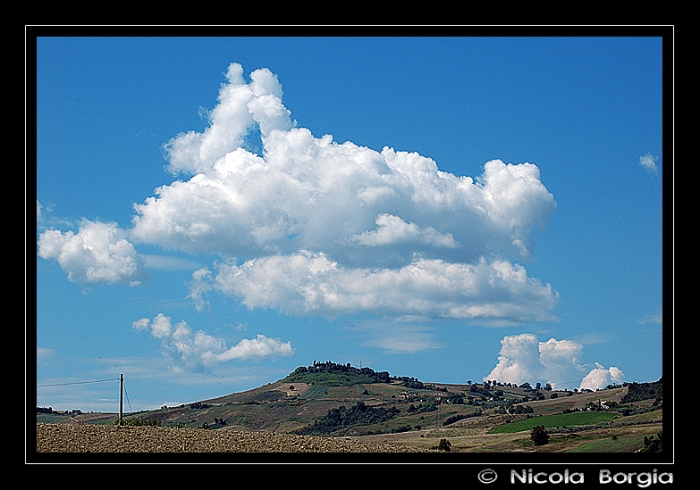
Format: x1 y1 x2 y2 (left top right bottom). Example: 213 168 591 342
640 432 663 453
437 439 452 451
530 425 550 446
189 402 210 409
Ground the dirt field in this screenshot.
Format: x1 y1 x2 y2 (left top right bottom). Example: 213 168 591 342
35 423 434 453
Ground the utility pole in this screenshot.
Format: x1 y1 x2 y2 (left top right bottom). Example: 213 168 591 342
119 374 124 426
435 394 441 427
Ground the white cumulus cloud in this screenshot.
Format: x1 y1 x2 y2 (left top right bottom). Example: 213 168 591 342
639 152 659 173
190 251 558 323
485 333 624 390
129 62 556 268
131 141 555 267
351 213 458 248
133 313 294 372
38 219 148 286
39 62 560 326
163 63 292 176
579 363 625 391
131 62 557 324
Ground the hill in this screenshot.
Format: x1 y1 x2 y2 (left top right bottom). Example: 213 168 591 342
281 361 391 386
280 360 426 389
36 362 664 453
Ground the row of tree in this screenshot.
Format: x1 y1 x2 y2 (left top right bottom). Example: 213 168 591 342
284 362 392 385
37 407 82 415
621 379 663 403
481 380 553 391
294 401 400 435
285 361 435 389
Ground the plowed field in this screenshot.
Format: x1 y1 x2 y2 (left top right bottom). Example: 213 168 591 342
35 423 433 453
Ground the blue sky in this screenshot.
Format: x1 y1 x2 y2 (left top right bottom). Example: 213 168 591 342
32 32 668 413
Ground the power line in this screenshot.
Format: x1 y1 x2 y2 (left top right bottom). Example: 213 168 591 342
619 362 664 376
544 362 664 388
123 381 133 414
37 374 136 419
37 377 120 387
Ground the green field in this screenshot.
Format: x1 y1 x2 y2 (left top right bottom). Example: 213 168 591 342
564 433 646 453
489 411 619 434
301 385 331 399
36 413 72 424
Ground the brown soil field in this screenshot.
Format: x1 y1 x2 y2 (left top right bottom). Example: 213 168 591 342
35 423 434 453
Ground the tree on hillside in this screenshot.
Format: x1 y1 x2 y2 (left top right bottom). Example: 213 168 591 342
531 425 549 446
621 379 663 403
640 432 663 453
294 401 400 436
437 439 452 451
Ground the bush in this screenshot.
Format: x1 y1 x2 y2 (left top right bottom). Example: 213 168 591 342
508 404 534 415
437 439 452 451
640 432 663 453
443 414 468 425
530 425 550 446
189 402 210 409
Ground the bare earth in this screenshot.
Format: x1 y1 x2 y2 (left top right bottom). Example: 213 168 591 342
35 423 433 453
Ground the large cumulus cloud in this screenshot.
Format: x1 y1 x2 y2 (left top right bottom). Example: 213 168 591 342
39 62 559 325
131 132 556 266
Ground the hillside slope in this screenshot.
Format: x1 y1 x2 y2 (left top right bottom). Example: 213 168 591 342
37 362 664 453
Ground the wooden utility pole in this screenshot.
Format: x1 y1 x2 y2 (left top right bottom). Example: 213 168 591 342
119 374 124 425
435 394 441 427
